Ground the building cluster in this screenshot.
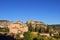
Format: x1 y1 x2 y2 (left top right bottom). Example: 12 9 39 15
0 20 60 40
0 20 28 38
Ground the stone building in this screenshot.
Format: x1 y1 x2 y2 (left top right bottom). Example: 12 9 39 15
0 20 28 38
8 21 28 34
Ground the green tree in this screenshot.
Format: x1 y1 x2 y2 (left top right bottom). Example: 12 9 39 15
15 33 21 40
24 32 31 40
46 27 49 33
37 27 46 33
50 37 56 40
43 37 49 40
0 27 9 32
27 23 36 32
54 34 59 39
35 27 40 32
27 23 32 32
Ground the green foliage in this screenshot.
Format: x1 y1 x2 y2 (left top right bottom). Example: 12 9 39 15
27 23 32 32
43 37 49 40
24 32 31 40
54 34 59 39
35 27 47 33
15 33 21 40
27 23 36 32
40 27 45 33
46 27 50 33
50 37 56 40
35 27 40 32
39 36 50 40
24 32 41 40
0 27 9 32
30 32 41 40
59 32 60 38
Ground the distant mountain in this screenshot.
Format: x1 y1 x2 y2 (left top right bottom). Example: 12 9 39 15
48 24 60 27
48 24 60 32
0 20 13 27
0 20 10 22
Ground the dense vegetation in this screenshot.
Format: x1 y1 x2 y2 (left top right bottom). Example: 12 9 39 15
24 23 60 40
0 27 9 32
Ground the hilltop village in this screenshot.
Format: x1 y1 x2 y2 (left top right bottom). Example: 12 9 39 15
0 20 60 40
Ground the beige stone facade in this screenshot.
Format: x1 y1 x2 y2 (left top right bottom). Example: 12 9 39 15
0 21 28 35
8 21 28 34
40 33 50 37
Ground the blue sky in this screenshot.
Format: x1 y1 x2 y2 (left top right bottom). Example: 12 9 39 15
0 0 60 24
